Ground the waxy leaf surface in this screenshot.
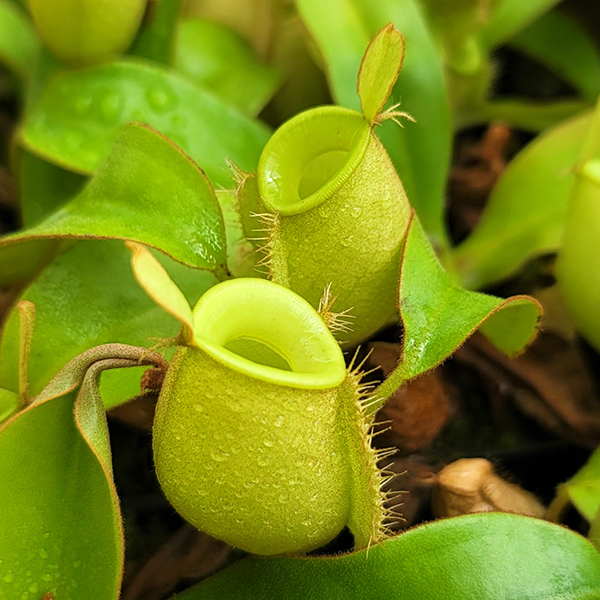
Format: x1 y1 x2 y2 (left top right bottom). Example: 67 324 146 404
0 241 217 408
0 0 38 79
176 19 281 116
21 60 271 187
175 513 600 599
376 216 540 402
453 110 593 289
297 0 451 248
2 123 228 277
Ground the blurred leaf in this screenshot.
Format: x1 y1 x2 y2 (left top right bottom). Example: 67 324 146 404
0 241 217 408
562 446 600 522
460 98 589 132
481 0 562 49
174 513 600 599
17 146 87 227
509 9 600 104
130 0 185 64
175 18 281 116
297 0 452 249
453 110 593 290
0 0 38 80
21 59 271 188
375 215 540 403
3 123 228 280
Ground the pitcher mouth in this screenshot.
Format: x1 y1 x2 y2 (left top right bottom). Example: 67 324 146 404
191 278 346 389
257 106 370 216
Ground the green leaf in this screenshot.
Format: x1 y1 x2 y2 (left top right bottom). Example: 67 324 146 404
562 446 600 522
0 344 167 600
127 241 194 342
297 0 452 249
0 0 39 80
453 110 594 290
174 513 600 600
4 123 228 277
375 215 540 402
0 388 18 423
20 59 271 188
0 347 133 599
481 0 562 50
17 147 88 228
0 240 217 408
129 0 185 65
509 9 600 104
175 19 281 116
357 23 405 123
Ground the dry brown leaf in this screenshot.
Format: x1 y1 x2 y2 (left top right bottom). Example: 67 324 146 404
368 342 451 452
433 458 545 518
454 333 600 448
108 394 157 431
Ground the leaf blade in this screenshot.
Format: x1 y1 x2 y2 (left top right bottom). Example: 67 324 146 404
21 60 271 188
173 513 600 599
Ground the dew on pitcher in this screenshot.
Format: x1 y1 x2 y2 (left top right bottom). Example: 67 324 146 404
41 573 52 582
351 205 363 217
3 571 13 583
274 415 284 428
211 448 229 462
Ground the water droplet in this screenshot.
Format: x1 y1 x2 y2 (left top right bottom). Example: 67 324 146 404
306 404 314 413
211 448 229 462
257 455 271 467
101 92 122 124
341 235 354 248
41 573 52 582
38 548 49 559
194 404 204 413
3 571 13 583
263 438 274 448
28 583 38 594
147 87 174 112
274 415 284 427
73 561 81 568
42 533 50 540
20 592 28 600
351 205 363 217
